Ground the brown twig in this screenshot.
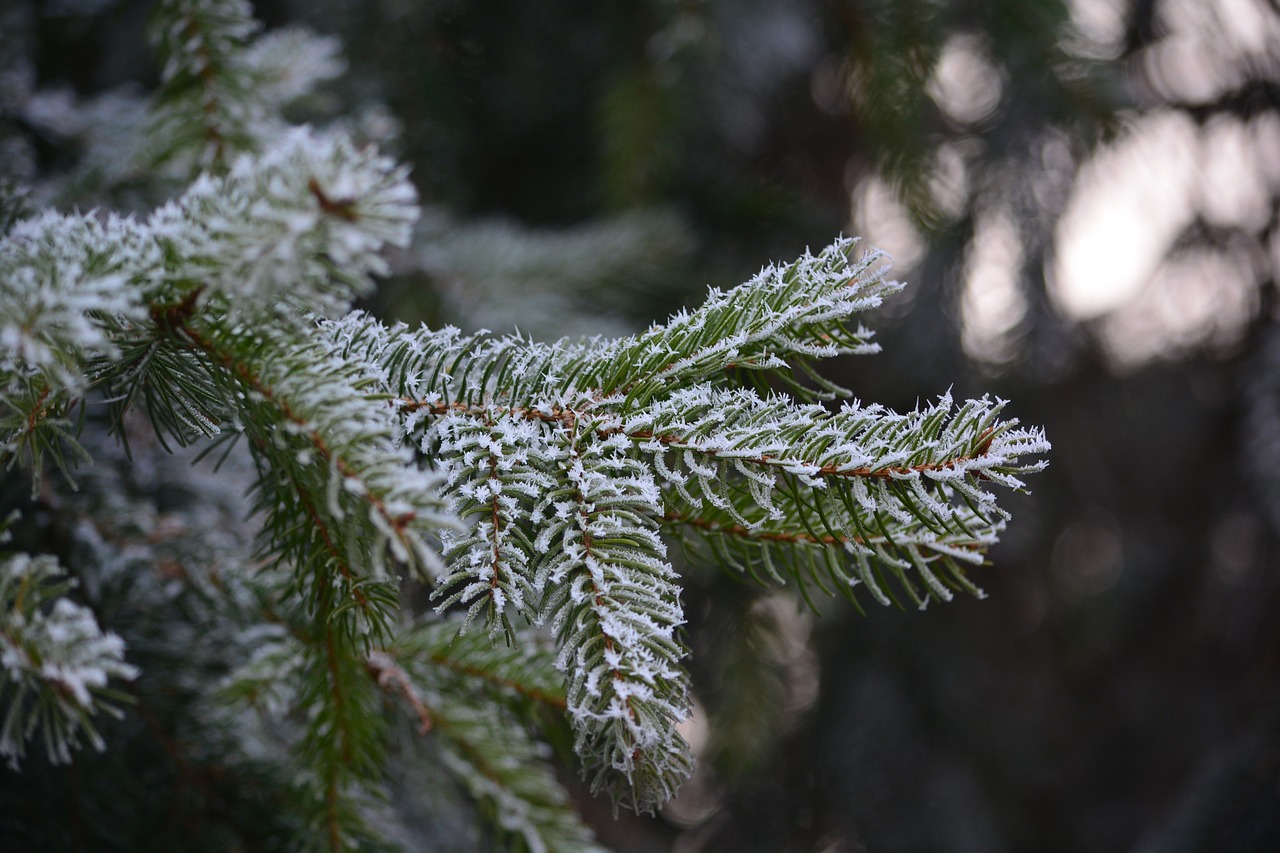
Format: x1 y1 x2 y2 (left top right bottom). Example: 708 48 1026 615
365 651 433 734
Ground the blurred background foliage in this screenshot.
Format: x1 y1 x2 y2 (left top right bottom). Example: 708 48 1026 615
4 0 1280 850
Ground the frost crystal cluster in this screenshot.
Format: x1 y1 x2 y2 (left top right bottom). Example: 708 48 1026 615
0 1 1048 849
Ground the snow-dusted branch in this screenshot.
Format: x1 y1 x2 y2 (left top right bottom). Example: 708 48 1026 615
149 127 419 319
388 619 604 852
537 428 693 813
309 236 1048 811
173 318 452 584
0 549 137 769
148 0 342 171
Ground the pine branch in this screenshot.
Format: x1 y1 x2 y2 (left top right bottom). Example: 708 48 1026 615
393 618 566 711
3 125 418 485
622 387 1044 492
164 316 452 849
380 352 1041 611
662 488 992 610
305 595 389 852
148 0 263 169
321 238 894 416
625 389 1046 608
240 28 345 112
149 306 450 851
179 316 451 595
0 212 151 393
0 546 138 769
428 700 608 853
146 127 419 320
315 243 1048 810
0 212 154 483
386 621 605 853
222 567 393 852
536 427 693 814
433 412 560 636
213 619 385 852
147 2 347 175
589 238 899 405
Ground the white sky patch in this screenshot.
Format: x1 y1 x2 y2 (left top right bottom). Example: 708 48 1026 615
962 208 1026 366
1162 0 1279 58
1251 112 1280 191
1198 115 1273 232
927 34 1004 126
1097 247 1259 367
851 173 924 273
1053 99 1276 366
1064 0 1128 58
1142 0 1280 104
1139 30 1229 105
1051 110 1199 320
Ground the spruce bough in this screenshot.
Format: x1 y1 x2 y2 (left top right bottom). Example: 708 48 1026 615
0 1 1049 848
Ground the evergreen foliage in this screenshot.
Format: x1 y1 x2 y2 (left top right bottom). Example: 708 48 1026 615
0 531 137 769
0 1 1048 848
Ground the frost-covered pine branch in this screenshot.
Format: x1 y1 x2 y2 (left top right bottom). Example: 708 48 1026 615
148 0 343 172
322 237 1048 810
0 0 1049 847
0 536 137 769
